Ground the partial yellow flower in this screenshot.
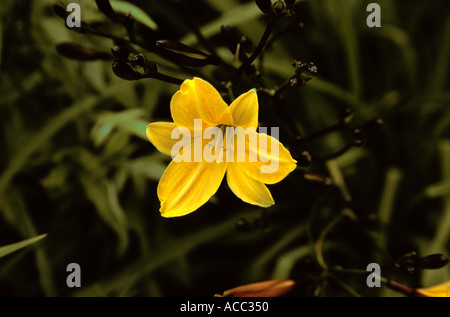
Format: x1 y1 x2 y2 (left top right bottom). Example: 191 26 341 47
146 77 297 217
214 279 296 297
416 281 450 297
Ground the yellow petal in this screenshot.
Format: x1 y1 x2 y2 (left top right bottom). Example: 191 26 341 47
170 77 234 130
227 128 297 184
229 89 258 129
226 162 274 207
157 160 227 217
146 122 186 156
416 281 450 297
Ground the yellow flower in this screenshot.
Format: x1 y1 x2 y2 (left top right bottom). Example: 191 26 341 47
146 77 297 217
415 281 450 297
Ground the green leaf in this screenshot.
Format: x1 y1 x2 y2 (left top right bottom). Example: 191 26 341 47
0 234 47 258
271 246 311 279
181 1 262 45
126 154 166 182
110 1 158 30
91 109 148 147
80 175 129 255
425 180 450 198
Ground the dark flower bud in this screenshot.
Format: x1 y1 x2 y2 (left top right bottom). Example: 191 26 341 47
53 1 69 19
156 40 220 67
284 0 296 16
111 46 131 61
221 25 253 56
221 25 241 55
395 252 449 274
95 0 116 19
273 1 286 16
255 0 275 16
71 21 90 34
240 36 254 53
131 53 158 74
133 53 147 68
417 254 449 270
112 60 141 80
56 42 111 61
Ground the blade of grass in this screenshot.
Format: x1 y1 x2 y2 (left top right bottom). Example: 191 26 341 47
376 167 403 262
181 1 262 46
422 140 450 286
0 234 47 258
333 1 361 100
429 15 450 95
0 187 56 296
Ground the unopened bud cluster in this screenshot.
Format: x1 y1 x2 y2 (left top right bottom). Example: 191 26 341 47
290 60 318 87
111 46 158 81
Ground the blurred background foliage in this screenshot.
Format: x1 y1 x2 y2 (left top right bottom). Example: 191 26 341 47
0 0 449 297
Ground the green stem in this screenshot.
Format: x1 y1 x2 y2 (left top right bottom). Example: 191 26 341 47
273 81 290 100
330 267 388 284
327 273 362 297
315 212 347 270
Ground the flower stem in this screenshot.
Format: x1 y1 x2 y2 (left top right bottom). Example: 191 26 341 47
234 16 280 84
141 72 184 85
386 280 425 297
315 211 347 270
244 16 279 68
